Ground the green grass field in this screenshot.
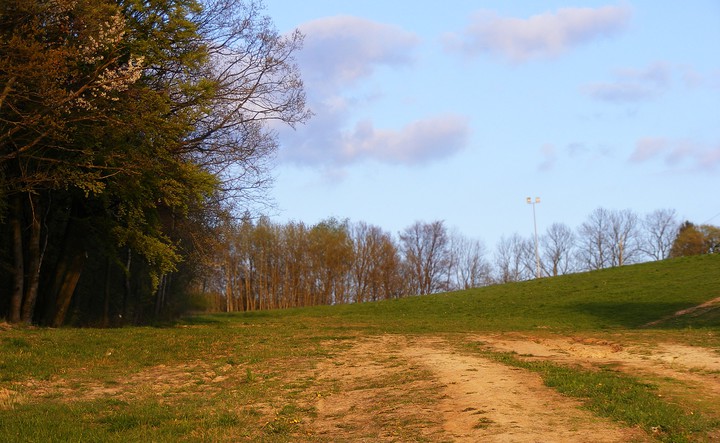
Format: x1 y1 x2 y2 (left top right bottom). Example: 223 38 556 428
1 254 719 442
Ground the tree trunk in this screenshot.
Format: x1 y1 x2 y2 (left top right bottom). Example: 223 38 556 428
41 198 85 326
51 251 86 327
9 194 24 323
21 193 42 323
155 274 168 317
122 248 132 321
102 257 111 328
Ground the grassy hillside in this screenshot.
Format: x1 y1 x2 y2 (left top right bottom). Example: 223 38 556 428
1 254 718 442
219 253 720 333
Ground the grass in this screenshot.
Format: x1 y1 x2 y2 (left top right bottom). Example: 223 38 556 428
469 347 718 442
0 254 719 441
223 253 719 334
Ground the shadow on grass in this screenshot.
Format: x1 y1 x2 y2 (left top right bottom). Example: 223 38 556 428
176 310 281 327
570 301 700 329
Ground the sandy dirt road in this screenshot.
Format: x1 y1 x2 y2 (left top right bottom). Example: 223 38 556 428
308 334 720 442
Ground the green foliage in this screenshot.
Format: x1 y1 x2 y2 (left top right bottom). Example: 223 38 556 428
0 0 308 325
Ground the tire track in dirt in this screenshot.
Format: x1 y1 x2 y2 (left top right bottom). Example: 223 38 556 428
310 335 648 442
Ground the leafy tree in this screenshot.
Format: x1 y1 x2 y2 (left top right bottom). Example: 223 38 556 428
0 0 309 325
308 218 354 305
1 0 148 323
670 222 720 258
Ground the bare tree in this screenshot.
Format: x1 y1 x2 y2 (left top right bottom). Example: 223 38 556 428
493 233 533 283
641 209 679 260
576 207 612 270
540 222 576 276
448 230 491 290
607 209 641 266
351 221 403 301
399 221 450 295
577 208 643 269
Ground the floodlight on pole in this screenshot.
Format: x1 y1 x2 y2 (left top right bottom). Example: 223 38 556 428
526 197 541 279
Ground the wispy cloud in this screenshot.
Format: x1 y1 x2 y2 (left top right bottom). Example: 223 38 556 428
538 143 557 171
277 16 471 170
631 137 720 171
443 5 631 62
584 62 671 102
679 66 720 89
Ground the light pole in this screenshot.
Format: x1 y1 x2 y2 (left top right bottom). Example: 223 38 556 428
526 197 541 278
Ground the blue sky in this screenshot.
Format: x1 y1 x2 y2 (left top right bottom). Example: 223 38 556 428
263 1 720 248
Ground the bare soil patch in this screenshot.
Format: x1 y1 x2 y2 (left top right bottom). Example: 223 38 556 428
308 335 651 442
6 331 718 441
6 359 246 409
475 333 720 403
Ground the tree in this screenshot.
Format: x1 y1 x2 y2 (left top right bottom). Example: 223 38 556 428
448 231 491 290
399 221 450 295
670 222 720 258
700 224 720 254
540 222 576 276
607 209 641 267
308 218 354 305
281 221 313 307
493 233 533 283
641 209 679 260
350 222 403 302
1 0 148 323
576 208 643 270
576 208 612 271
1 0 309 325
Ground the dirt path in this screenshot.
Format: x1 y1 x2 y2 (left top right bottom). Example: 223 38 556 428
474 333 720 401
644 296 720 327
309 335 650 442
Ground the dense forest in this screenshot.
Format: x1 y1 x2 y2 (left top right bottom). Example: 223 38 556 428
1 1 718 326
0 0 309 325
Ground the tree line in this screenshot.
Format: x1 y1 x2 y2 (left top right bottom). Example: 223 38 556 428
200 208 719 313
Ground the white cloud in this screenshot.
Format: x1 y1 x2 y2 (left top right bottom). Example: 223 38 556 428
297 16 420 93
444 5 631 62
631 137 720 171
280 113 470 167
276 16 470 169
342 115 471 164
584 62 671 102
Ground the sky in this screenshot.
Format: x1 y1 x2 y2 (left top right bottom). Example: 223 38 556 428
262 1 720 248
